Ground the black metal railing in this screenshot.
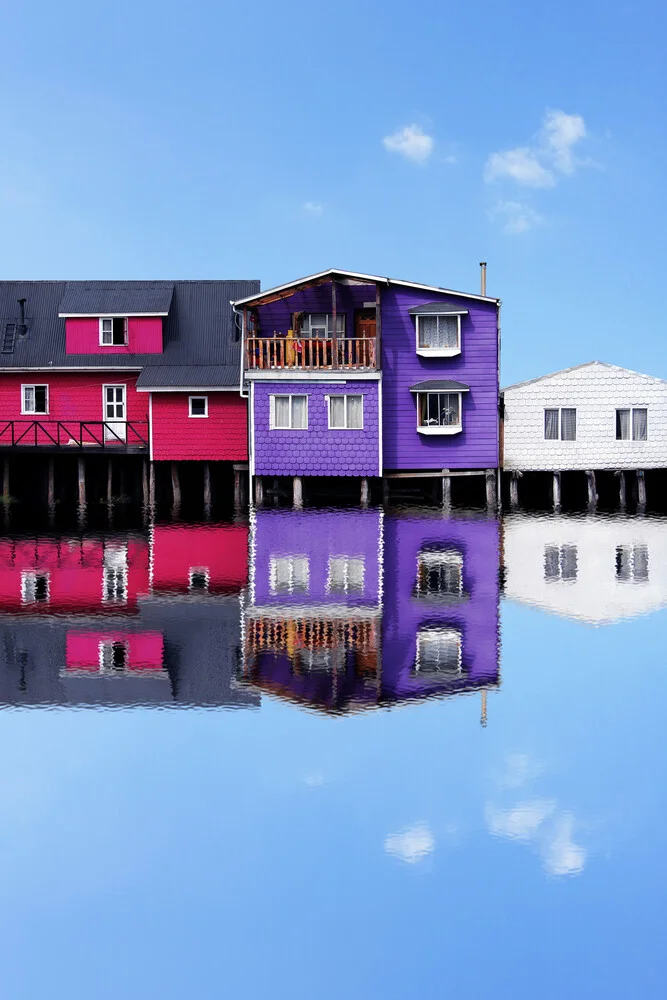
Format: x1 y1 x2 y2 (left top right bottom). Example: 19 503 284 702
0 421 149 450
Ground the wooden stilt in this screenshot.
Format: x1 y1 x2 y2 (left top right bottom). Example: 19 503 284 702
442 472 452 511
382 478 389 505
203 462 212 512
617 471 626 510
360 477 369 506
485 469 496 510
637 469 646 509
234 469 243 507
552 471 561 511
107 458 113 505
47 457 55 508
77 457 86 509
586 470 598 510
118 463 126 502
149 461 156 508
142 459 149 508
509 472 519 509
254 476 264 506
171 463 181 509
293 476 303 508
2 458 9 501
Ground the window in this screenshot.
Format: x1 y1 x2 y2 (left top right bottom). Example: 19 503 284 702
21 571 50 604
21 384 48 414
271 394 308 429
99 640 129 673
189 396 208 418
100 317 128 346
328 394 363 429
616 408 647 441
415 548 463 598
414 628 463 675
544 408 576 441
300 313 345 338
415 314 461 355
103 545 128 604
270 556 310 594
544 544 578 581
417 392 462 434
327 556 365 594
616 545 649 582
189 567 210 591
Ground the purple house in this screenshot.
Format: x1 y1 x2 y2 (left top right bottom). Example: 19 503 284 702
239 507 500 716
234 268 500 503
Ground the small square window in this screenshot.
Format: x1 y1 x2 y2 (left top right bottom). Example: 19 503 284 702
21 571 50 604
22 384 48 414
189 568 210 591
189 396 208 418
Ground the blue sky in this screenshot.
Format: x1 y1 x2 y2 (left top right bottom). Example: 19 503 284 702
2 0 666 383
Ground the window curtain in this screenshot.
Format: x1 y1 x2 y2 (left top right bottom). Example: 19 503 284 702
329 396 345 428
274 396 290 428
632 408 647 441
560 408 577 440
347 395 363 428
616 409 630 440
418 316 438 348
291 396 307 429
544 409 559 440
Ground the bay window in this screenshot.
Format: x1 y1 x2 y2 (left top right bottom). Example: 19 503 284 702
414 628 463 675
409 303 466 357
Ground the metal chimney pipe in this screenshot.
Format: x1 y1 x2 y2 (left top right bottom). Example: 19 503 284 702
479 263 487 297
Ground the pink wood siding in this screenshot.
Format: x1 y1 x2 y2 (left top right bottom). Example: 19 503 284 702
150 392 248 461
0 372 148 437
66 317 163 354
66 632 164 671
152 524 249 593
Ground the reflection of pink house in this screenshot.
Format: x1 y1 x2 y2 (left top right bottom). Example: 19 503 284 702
0 536 150 614
65 631 164 675
151 524 248 594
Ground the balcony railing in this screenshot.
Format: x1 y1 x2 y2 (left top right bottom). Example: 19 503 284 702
246 336 376 371
0 421 149 451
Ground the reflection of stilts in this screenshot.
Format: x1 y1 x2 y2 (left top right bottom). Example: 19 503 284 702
481 688 487 727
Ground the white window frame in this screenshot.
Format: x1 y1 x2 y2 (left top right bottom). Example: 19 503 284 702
20 570 50 604
269 555 310 594
99 317 129 346
189 395 209 418
270 394 309 430
544 544 578 582
615 407 648 441
414 628 463 675
414 312 463 357
102 544 128 605
327 394 364 430
544 407 577 441
98 639 130 674
416 391 463 435
188 567 210 591
415 549 463 598
21 384 49 415
300 313 346 338
326 555 366 594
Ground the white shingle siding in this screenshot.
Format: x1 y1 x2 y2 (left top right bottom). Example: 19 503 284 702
503 362 667 470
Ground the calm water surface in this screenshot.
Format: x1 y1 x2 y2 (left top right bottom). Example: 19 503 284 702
0 505 665 998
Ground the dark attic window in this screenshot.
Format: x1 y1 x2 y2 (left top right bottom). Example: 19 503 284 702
100 318 128 346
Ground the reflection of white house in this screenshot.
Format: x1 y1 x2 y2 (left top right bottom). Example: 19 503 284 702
503 515 667 624
503 362 667 471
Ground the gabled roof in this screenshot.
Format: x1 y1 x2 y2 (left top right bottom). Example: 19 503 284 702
0 279 260 385
503 360 667 393
59 281 174 317
233 268 498 307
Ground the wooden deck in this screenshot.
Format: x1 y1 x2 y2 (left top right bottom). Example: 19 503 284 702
0 421 149 452
246 336 376 371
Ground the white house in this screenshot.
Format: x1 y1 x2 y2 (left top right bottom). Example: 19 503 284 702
503 514 667 625
502 362 667 472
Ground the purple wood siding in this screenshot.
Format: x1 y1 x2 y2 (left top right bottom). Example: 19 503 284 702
253 281 376 340
381 286 499 470
381 514 500 702
252 380 380 477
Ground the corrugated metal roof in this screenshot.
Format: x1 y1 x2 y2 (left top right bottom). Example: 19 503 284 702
0 280 260 383
409 380 470 392
136 365 240 389
408 301 469 315
58 282 174 316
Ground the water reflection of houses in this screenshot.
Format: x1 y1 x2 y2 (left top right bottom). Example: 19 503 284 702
0 524 259 708
503 514 667 624
240 508 501 715
240 509 383 712
382 513 500 712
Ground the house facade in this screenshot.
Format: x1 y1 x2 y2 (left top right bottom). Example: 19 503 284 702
0 279 258 503
234 269 500 501
503 361 667 472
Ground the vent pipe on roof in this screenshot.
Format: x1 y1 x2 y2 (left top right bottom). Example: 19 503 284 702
17 298 27 337
479 263 487 297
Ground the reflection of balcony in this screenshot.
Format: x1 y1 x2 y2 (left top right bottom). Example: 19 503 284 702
0 421 149 452
246 336 376 371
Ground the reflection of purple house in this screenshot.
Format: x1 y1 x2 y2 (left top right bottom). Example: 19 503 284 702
241 508 383 712
381 513 500 712
234 269 500 501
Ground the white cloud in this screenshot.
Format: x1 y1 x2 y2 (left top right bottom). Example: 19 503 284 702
303 201 324 216
542 814 586 876
492 200 544 234
485 109 588 188
384 823 435 863
486 800 555 841
383 125 434 164
303 771 325 787
496 753 545 790
486 799 586 877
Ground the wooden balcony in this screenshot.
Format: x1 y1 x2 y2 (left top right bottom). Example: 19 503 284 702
0 421 149 452
246 336 376 371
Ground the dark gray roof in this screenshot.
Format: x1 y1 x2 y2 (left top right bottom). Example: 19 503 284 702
410 380 470 392
408 301 469 315
137 365 240 389
59 282 174 316
0 280 260 386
